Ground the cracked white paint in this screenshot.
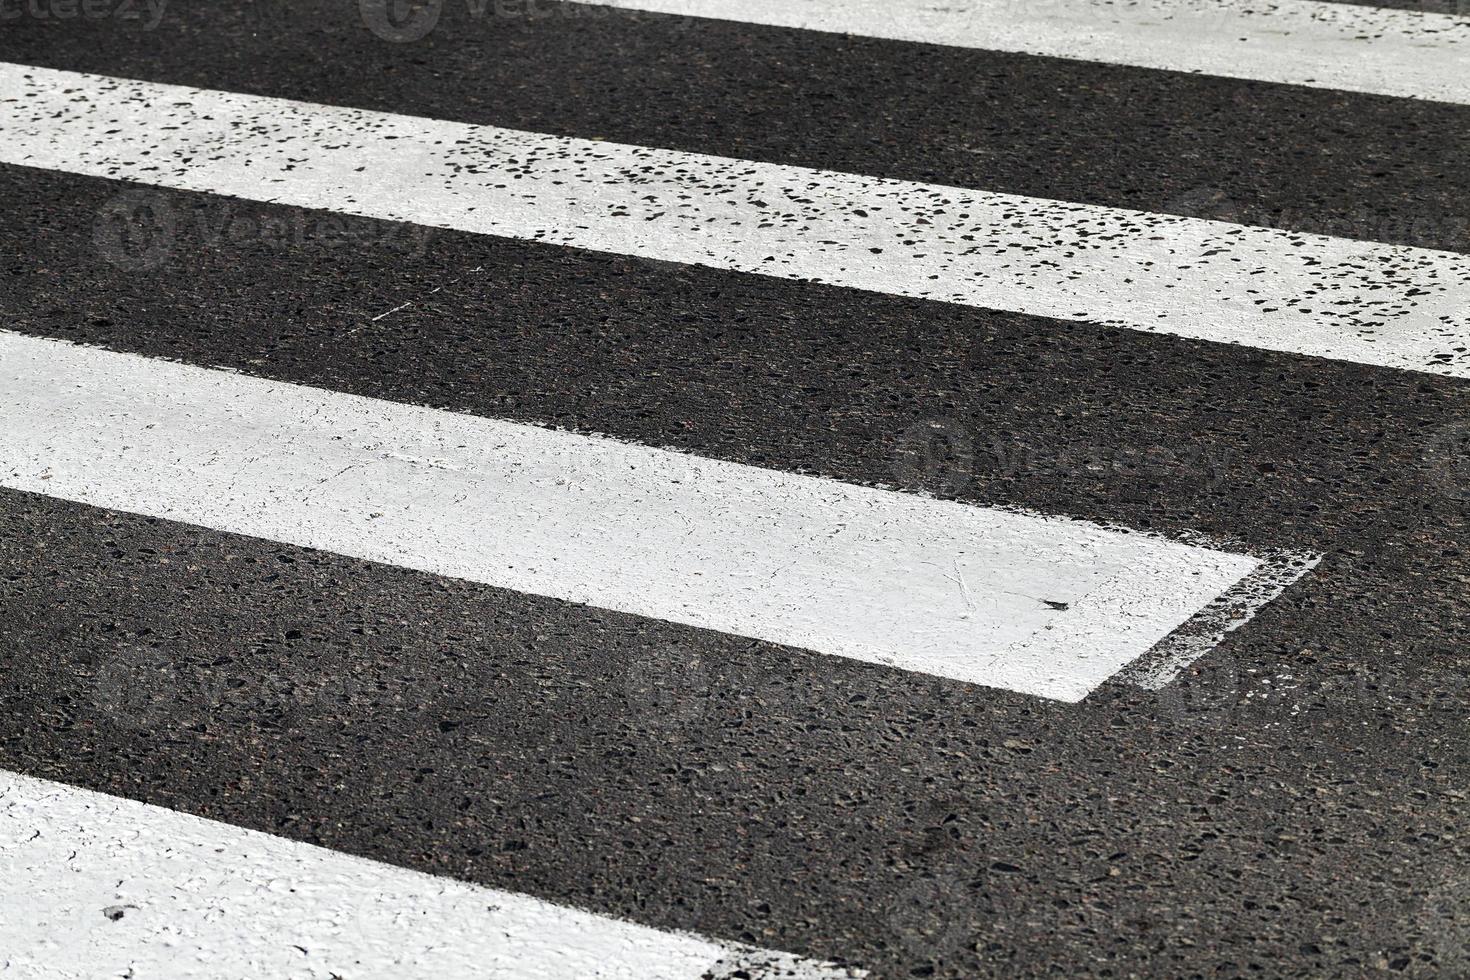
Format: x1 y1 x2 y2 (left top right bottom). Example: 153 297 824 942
1 64 1466 378
586 0 1470 105
0 770 859 979
0 331 1270 701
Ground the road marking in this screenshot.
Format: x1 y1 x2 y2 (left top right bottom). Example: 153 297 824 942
1119 549 1322 689
0 331 1275 702
586 0 1470 106
0 771 859 979
2 65 1466 378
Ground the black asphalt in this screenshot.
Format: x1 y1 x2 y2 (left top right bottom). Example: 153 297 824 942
2 3 1469 978
1 0 1467 250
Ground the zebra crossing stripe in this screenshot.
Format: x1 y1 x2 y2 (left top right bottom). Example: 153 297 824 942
0 330 1277 702
1 63 1466 378
584 0 1470 106
0 770 861 979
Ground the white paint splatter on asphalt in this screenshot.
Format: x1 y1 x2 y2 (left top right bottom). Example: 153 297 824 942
1 64 1466 377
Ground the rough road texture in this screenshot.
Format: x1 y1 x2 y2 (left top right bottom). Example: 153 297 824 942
1 2 1468 977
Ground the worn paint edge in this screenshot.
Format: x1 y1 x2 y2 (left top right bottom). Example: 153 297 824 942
1118 549 1324 690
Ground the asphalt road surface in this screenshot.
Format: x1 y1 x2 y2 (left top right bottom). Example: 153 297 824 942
1 1 1468 977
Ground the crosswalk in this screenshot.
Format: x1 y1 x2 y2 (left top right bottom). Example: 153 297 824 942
7 63 1466 376
0 771 859 979
0 329 1273 701
592 0 1470 104
1 0 1466 976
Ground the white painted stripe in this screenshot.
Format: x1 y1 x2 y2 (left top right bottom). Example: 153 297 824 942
1 65 1466 379
0 771 858 979
586 0 1470 105
0 331 1266 702
1119 549 1322 689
